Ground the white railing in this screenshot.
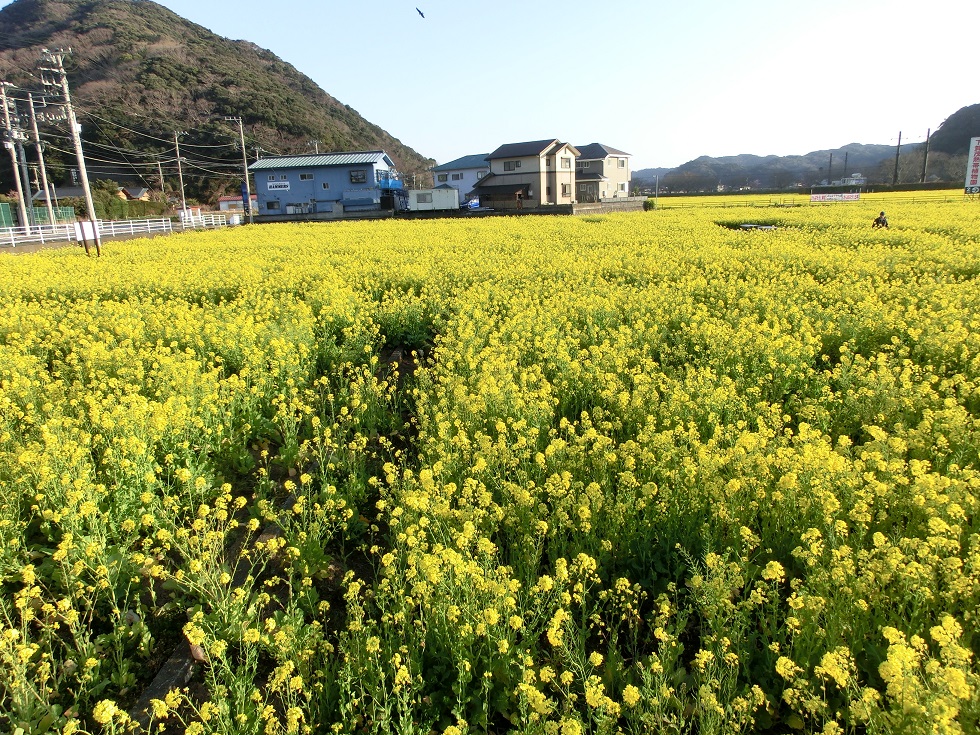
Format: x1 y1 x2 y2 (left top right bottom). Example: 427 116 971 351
98 218 174 238
1 223 78 248
1 214 228 248
180 213 228 230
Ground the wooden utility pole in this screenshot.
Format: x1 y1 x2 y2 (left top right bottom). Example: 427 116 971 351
920 129 931 184
156 158 165 198
224 116 252 223
1 82 30 229
174 130 188 219
39 48 100 254
892 131 902 187
27 93 56 226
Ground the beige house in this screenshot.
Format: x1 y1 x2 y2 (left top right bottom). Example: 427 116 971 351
574 144 632 202
472 139 579 210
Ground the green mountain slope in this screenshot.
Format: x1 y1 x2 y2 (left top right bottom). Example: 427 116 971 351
0 0 433 201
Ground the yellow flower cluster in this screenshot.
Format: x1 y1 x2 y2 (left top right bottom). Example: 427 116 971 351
1 198 979 732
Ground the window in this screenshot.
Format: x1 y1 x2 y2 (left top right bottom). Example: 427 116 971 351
267 175 275 181
561 158 571 169
267 201 280 211
280 175 288 180
547 187 551 196
477 170 488 179
451 173 462 181
321 182 330 190
618 158 626 168
504 160 521 171
417 193 433 203
350 169 367 183
561 183 571 196
546 158 552 167
299 173 313 181
580 161 590 169
437 174 448 182
618 182 627 192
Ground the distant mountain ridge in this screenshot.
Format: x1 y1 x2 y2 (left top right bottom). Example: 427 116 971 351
635 104 980 193
0 0 434 201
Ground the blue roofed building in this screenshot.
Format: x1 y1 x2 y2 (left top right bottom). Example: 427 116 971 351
430 154 490 204
248 150 403 217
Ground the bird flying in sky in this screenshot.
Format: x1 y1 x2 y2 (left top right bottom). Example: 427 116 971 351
416 7 425 17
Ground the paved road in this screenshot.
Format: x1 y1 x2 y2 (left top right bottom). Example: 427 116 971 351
1 230 174 256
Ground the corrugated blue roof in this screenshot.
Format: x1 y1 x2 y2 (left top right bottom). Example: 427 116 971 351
249 151 392 170
432 154 490 171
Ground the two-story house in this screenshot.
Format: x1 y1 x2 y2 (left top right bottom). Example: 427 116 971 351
471 139 579 210
574 143 632 202
248 151 402 216
431 154 489 203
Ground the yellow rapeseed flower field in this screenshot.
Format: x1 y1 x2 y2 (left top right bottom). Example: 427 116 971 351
1 198 979 734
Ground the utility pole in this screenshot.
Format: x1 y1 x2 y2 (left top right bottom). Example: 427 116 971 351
920 128 931 184
174 130 188 220
27 92 56 226
14 115 35 226
892 131 902 187
827 152 833 185
39 48 100 255
156 158 165 198
224 116 252 223
1 82 30 229
842 152 848 180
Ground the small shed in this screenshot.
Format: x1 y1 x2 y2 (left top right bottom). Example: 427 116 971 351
408 188 459 211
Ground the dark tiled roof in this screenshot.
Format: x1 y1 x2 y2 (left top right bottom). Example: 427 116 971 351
32 186 86 200
488 139 560 159
575 143 631 160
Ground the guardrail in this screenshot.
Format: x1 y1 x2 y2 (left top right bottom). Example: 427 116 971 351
1 214 229 248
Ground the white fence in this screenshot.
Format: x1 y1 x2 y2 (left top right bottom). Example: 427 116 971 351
1 214 228 249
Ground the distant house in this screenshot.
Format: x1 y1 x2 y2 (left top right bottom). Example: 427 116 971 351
430 154 489 203
248 151 403 216
32 186 87 202
471 139 579 210
841 173 867 186
217 194 259 212
574 143 632 202
122 187 151 201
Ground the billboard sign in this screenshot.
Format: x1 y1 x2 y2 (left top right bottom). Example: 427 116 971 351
966 137 980 194
268 181 290 191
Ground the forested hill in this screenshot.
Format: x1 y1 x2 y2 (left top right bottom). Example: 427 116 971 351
0 0 433 200
634 103 980 193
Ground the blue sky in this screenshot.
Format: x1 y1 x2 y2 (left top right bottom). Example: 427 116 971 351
2 0 976 168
